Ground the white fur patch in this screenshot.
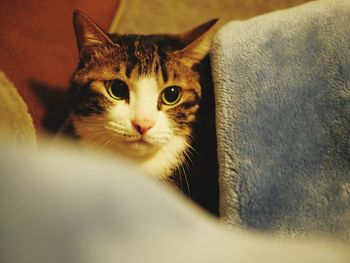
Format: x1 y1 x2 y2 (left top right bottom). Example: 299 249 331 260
130 77 159 121
73 76 188 178
140 135 188 178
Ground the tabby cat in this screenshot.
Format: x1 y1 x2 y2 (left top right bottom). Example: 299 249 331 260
63 10 217 179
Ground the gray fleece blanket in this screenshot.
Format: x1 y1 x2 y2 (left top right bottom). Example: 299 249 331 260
211 0 350 240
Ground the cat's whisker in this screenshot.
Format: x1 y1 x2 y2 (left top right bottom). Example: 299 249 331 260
178 168 184 192
85 134 109 151
75 125 107 135
91 134 108 148
184 140 199 160
175 151 191 197
181 162 191 198
66 12 216 180
80 132 103 142
107 122 131 132
105 125 142 140
98 137 113 152
182 150 193 172
183 152 193 168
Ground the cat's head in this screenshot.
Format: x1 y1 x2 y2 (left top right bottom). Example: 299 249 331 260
70 10 217 177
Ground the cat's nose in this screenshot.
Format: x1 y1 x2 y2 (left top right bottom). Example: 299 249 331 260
132 119 155 135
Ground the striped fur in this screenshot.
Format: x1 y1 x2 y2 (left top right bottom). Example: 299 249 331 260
65 10 217 178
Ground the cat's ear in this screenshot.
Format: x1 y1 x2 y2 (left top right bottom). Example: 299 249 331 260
73 10 116 58
174 19 218 67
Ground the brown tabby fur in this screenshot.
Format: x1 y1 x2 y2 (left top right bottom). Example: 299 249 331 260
63 10 217 180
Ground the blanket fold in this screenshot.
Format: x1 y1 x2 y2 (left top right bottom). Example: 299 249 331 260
211 0 350 239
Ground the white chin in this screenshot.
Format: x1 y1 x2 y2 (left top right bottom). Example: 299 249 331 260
119 140 160 157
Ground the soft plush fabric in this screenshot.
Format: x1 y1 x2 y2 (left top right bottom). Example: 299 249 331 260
0 72 36 146
110 0 311 216
1 141 350 263
211 0 350 239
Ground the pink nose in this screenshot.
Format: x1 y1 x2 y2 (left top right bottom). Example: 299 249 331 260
132 119 155 135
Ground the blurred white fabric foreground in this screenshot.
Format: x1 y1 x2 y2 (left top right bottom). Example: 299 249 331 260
0 140 349 263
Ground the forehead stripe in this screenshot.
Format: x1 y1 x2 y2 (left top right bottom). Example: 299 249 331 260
160 59 168 82
156 48 168 82
125 44 138 78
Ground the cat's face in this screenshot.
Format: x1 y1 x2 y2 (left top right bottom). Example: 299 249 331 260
69 10 217 177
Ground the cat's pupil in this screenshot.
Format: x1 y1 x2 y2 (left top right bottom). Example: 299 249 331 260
162 86 181 105
108 79 129 100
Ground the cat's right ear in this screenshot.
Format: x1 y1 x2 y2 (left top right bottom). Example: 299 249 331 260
73 10 117 58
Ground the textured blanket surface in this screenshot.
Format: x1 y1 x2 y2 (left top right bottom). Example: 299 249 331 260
211 0 350 239
0 72 36 146
1 141 350 263
109 0 311 216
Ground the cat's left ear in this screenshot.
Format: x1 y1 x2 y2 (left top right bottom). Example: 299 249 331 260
73 10 117 58
174 19 218 67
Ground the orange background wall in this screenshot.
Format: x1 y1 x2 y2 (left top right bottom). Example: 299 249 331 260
0 0 120 133
0 0 309 134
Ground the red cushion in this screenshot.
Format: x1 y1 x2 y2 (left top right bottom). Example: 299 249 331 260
0 0 120 133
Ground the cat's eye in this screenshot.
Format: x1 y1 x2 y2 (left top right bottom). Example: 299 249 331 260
161 86 182 105
107 79 129 100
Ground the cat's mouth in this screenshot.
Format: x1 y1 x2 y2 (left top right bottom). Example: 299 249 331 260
130 137 149 144
121 138 159 157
